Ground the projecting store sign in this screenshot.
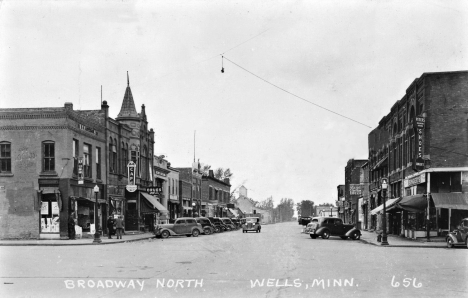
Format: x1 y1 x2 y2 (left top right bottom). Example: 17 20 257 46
413 116 425 172
349 184 362 196
78 157 84 185
126 161 137 192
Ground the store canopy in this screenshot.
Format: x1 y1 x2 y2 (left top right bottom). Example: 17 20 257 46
141 192 168 213
431 193 468 210
396 195 427 212
228 208 239 217
71 195 106 204
370 197 401 215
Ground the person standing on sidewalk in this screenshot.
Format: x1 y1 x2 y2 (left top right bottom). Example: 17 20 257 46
107 216 115 239
115 215 124 239
68 213 76 240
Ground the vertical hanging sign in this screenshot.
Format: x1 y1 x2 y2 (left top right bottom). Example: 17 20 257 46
126 161 137 192
78 157 84 184
413 116 425 172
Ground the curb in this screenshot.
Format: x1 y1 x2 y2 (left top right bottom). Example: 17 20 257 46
0 236 156 246
358 238 448 249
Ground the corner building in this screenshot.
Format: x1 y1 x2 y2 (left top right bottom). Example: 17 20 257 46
369 70 468 238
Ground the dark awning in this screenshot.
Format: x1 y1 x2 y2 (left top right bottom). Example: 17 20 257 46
72 195 106 204
431 193 468 210
141 192 168 213
396 195 427 212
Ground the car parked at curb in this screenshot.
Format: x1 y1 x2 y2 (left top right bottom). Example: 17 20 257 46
446 218 468 248
242 217 261 233
195 217 216 235
221 218 236 231
304 217 361 240
154 218 203 238
208 217 226 233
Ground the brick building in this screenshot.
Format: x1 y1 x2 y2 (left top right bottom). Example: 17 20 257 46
344 159 368 225
0 73 160 239
176 162 202 217
336 184 345 219
369 70 468 238
0 102 107 239
201 170 231 217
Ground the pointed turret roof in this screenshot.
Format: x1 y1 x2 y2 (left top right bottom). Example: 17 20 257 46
116 72 139 120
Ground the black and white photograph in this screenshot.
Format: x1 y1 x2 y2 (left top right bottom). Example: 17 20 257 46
0 0 467 297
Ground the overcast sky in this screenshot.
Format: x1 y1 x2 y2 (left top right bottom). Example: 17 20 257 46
1 0 467 207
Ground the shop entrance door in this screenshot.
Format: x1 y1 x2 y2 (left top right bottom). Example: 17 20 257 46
126 202 138 231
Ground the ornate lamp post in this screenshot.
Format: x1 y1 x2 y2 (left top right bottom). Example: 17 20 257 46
93 185 102 244
381 178 389 246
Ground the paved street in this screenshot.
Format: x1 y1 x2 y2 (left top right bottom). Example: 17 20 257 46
1 222 467 298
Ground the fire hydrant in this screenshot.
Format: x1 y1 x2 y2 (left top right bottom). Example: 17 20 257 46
377 233 382 242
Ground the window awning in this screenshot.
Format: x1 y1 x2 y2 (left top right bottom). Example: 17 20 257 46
372 156 388 170
141 192 168 213
370 197 401 215
396 195 427 212
71 195 106 204
228 208 239 217
431 193 468 210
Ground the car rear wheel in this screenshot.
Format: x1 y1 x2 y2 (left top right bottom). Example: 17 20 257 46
204 227 211 235
310 235 317 239
192 229 200 237
321 230 330 239
351 232 360 240
161 230 170 239
447 237 454 248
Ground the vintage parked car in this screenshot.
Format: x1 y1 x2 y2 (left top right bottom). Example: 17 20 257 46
154 217 203 238
221 218 236 231
242 217 261 233
305 217 361 240
208 217 226 233
195 217 216 235
300 216 313 226
446 218 468 248
231 218 241 229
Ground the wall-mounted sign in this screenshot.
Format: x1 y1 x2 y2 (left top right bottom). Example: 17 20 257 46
404 173 426 188
146 187 162 196
413 116 425 172
126 185 137 192
154 171 167 177
349 184 362 196
78 157 84 184
127 161 136 185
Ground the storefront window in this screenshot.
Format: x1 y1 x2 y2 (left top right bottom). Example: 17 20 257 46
40 194 59 233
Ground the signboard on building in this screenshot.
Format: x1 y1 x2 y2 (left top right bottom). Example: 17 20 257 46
349 184 362 196
146 187 162 196
126 161 137 192
78 157 84 184
404 173 426 188
413 116 425 172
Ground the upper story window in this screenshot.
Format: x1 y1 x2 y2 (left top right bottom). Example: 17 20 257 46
72 139 79 175
96 147 101 180
0 142 11 173
109 138 114 173
43 141 55 172
83 143 92 178
113 138 118 174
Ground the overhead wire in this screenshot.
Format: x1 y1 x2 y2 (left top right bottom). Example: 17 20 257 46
222 56 373 129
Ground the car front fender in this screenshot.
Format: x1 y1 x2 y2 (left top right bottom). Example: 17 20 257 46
345 228 361 237
158 228 177 236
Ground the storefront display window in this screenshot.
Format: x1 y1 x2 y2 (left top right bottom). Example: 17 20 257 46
40 194 60 233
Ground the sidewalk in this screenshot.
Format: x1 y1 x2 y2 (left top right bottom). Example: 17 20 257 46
0 232 155 246
359 230 447 248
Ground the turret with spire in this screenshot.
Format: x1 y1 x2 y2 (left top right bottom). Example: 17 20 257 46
116 71 139 121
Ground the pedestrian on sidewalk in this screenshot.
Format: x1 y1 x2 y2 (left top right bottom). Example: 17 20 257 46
68 213 76 240
107 216 115 239
115 215 124 239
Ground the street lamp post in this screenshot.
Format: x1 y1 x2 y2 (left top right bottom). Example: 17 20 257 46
93 185 102 244
381 179 389 246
